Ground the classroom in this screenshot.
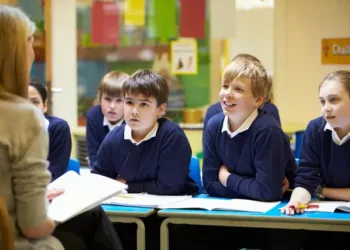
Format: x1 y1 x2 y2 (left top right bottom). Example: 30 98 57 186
1 0 350 250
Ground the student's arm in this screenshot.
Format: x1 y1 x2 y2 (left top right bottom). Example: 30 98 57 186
202 124 236 198
90 132 118 179
225 127 286 201
126 129 192 195
322 188 350 201
86 112 101 167
12 108 56 239
47 120 72 181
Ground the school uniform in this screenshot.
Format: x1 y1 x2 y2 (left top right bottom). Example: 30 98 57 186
91 117 198 195
203 101 281 131
92 118 198 250
203 109 296 201
86 105 123 166
45 115 71 181
294 116 350 250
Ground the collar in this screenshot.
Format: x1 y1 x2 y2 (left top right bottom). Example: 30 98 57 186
221 109 258 138
124 122 159 146
324 122 350 146
103 117 123 131
44 118 50 131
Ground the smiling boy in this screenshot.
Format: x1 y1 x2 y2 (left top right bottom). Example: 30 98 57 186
91 70 198 196
203 59 296 201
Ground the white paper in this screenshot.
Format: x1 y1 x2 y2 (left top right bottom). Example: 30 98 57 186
47 171 128 222
159 198 280 213
103 193 192 208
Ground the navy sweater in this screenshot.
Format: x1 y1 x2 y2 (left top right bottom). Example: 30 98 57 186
46 115 72 181
91 118 199 195
295 117 350 194
86 105 109 166
203 111 296 201
203 101 281 131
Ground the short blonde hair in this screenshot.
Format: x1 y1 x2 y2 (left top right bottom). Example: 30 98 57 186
264 73 274 103
319 70 350 98
97 71 129 102
0 6 35 99
222 59 268 99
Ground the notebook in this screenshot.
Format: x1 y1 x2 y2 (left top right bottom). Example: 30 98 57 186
306 201 350 213
47 171 128 223
159 198 280 213
103 193 192 208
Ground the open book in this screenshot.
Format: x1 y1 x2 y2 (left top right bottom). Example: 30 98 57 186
103 193 192 208
47 171 128 223
306 201 350 213
159 198 280 213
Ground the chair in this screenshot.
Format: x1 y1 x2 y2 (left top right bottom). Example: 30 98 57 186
0 196 14 250
294 131 304 159
189 156 203 193
67 158 80 174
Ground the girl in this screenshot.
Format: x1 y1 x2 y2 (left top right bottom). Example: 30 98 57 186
29 79 71 181
86 71 129 166
282 70 350 250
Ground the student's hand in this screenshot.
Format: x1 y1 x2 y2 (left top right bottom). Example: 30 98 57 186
280 200 305 216
281 176 289 195
46 189 64 202
219 165 230 187
116 176 127 184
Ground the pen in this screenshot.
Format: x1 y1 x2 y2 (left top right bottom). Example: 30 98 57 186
289 204 319 209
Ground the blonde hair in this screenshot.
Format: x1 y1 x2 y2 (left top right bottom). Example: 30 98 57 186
231 53 261 64
264 73 274 103
97 71 129 102
319 70 350 97
0 6 35 99
222 58 268 99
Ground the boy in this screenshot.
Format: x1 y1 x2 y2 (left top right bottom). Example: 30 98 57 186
91 69 198 195
86 71 129 166
203 58 295 201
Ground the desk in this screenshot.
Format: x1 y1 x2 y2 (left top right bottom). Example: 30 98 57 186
102 205 155 250
158 195 350 250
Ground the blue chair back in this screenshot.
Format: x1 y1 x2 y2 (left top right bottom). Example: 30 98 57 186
189 156 203 193
294 131 304 159
295 158 299 165
67 158 80 174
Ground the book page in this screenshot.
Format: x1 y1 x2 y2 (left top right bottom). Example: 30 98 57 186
306 201 348 212
159 198 280 213
48 172 128 222
104 193 192 208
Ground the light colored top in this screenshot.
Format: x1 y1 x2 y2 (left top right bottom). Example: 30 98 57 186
0 93 52 242
103 117 123 131
324 122 350 145
221 109 258 138
124 122 159 146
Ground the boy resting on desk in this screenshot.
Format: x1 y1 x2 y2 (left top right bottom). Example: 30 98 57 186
203 58 296 201
91 69 198 196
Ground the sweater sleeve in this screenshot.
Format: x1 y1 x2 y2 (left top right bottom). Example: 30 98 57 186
11 106 51 229
202 120 235 198
86 111 101 167
48 120 72 181
294 120 322 194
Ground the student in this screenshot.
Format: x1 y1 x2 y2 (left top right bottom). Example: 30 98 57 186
203 54 281 130
203 58 295 201
86 71 129 166
28 81 125 250
29 79 71 181
282 70 350 250
92 69 198 195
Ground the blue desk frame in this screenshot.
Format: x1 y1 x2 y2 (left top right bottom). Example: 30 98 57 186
102 205 155 250
157 195 350 250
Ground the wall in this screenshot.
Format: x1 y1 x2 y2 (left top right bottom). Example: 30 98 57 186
275 0 350 126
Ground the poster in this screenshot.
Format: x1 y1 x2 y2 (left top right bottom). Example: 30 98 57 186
171 39 198 75
322 38 350 64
